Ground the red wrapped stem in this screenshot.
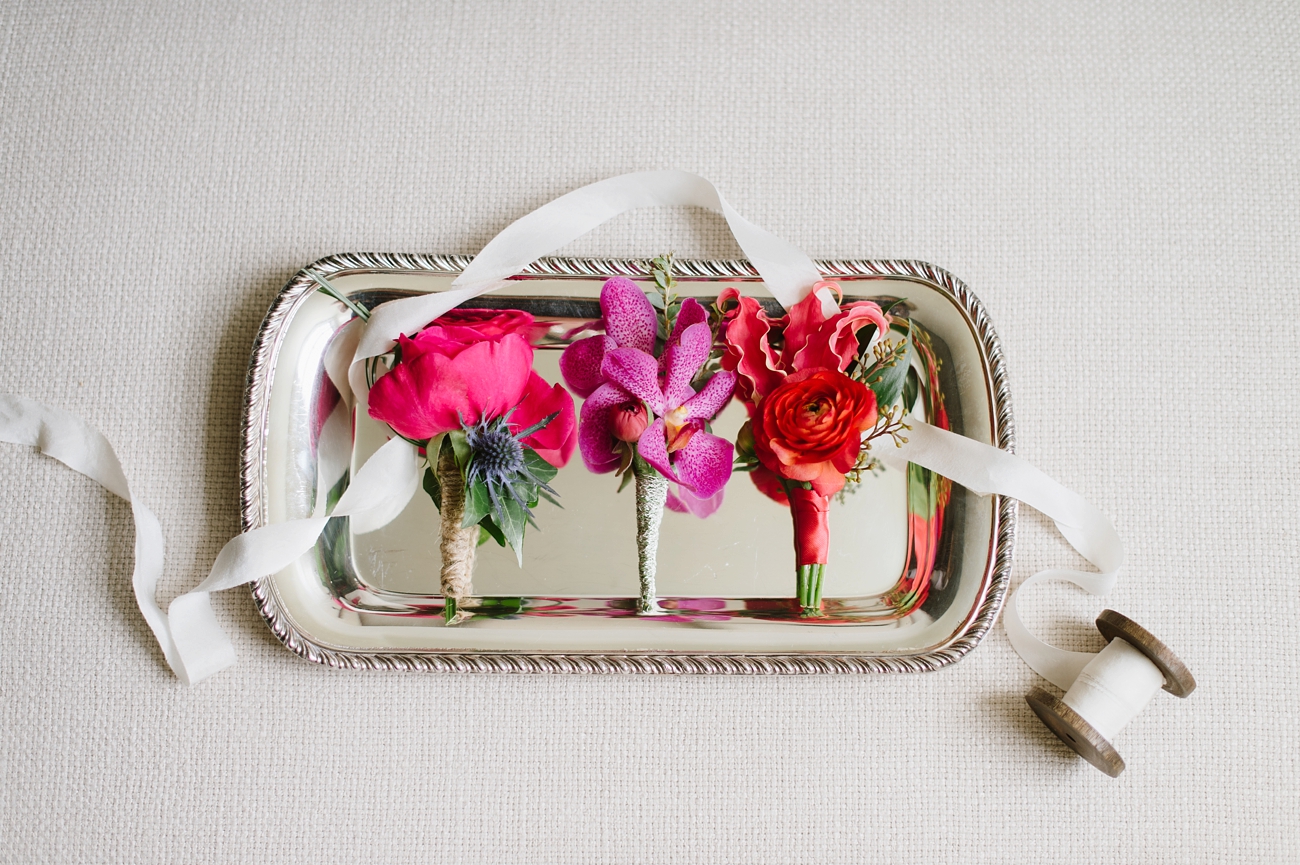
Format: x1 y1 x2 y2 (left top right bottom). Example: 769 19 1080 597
789 486 831 566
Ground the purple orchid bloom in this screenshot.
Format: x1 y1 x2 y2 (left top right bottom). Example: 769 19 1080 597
560 277 736 516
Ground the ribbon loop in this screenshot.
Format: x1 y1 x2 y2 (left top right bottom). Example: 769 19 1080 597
885 421 1125 690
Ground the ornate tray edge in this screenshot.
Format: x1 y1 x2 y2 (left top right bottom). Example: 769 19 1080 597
242 253 1019 674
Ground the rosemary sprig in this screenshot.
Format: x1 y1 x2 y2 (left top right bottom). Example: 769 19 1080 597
648 253 682 343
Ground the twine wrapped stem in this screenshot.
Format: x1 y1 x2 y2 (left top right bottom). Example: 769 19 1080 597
437 445 477 625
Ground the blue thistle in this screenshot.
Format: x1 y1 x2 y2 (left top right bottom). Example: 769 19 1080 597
456 410 561 562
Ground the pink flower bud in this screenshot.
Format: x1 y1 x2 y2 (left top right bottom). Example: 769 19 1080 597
609 401 649 442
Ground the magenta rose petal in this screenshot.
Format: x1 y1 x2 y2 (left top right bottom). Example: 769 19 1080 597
675 430 734 497
600 277 657 355
636 417 680 482
452 334 534 422
367 356 446 439
559 335 615 398
602 347 666 415
681 370 736 422
512 372 577 467
578 383 633 473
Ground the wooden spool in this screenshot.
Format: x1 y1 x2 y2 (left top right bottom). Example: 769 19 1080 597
1025 609 1196 777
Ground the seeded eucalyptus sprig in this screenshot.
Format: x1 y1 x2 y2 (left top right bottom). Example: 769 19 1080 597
851 318 914 410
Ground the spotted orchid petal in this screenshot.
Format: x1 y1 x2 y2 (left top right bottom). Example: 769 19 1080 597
666 483 725 518
602 347 666 415
636 417 680 482
577 383 635 474
559 335 616 398
675 430 734 497
680 370 735 422
665 297 708 348
600 277 657 355
662 321 712 409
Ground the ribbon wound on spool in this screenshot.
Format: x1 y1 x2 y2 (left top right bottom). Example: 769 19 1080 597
1026 610 1196 776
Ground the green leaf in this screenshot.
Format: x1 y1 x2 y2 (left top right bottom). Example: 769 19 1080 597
901 367 921 414
647 291 666 309
879 298 909 319
422 466 442 511
494 496 529 566
479 514 507 547
447 429 472 474
461 479 492 528
864 329 913 409
522 448 558 484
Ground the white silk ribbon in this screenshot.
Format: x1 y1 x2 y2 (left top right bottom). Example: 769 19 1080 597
354 170 823 361
3 171 1127 689
0 393 420 684
881 421 1125 689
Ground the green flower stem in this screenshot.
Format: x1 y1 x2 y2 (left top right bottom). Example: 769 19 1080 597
633 461 668 614
437 446 477 626
305 270 371 321
797 563 826 618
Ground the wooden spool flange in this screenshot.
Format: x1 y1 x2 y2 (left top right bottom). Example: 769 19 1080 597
1025 609 1196 777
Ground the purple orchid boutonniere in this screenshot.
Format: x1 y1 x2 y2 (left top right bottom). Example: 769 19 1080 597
560 257 736 613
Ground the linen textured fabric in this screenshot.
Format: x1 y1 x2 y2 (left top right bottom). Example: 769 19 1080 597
1 1 1296 863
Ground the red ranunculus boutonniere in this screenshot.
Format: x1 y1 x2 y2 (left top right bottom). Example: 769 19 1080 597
721 281 912 616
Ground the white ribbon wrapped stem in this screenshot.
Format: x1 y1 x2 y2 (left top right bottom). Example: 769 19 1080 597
4 170 1128 689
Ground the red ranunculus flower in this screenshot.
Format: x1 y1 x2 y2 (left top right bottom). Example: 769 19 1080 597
751 368 877 498
368 311 576 467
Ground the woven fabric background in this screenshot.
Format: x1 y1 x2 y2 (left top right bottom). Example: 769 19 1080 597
1 2 1296 862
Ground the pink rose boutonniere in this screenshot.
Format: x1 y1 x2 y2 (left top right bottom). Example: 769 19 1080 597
368 308 576 624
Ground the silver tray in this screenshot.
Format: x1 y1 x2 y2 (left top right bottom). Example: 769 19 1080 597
243 254 1017 673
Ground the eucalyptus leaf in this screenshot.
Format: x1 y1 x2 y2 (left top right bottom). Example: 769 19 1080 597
869 329 913 409
647 292 666 309
902 367 921 414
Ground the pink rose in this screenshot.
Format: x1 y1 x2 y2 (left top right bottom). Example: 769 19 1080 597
368 311 576 467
